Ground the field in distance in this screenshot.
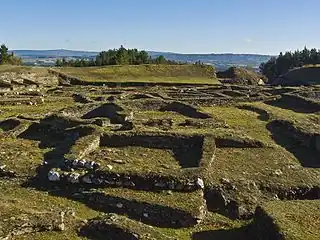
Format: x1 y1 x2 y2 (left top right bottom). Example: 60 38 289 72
54 64 219 84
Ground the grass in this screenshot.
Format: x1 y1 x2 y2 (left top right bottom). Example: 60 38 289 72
0 65 49 75
0 65 319 239
96 187 205 217
55 65 219 84
210 148 319 187
0 180 99 239
0 136 47 176
88 146 182 172
256 200 320 240
201 103 320 184
66 131 212 179
201 105 273 145
0 97 75 119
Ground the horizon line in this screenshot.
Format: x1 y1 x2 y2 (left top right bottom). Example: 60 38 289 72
10 48 274 56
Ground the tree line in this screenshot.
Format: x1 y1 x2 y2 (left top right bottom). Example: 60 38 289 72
56 46 183 67
260 47 320 82
0 44 23 65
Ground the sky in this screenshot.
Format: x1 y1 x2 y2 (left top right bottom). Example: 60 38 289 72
1 0 319 54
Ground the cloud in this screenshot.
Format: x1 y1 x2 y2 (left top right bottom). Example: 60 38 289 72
244 38 253 43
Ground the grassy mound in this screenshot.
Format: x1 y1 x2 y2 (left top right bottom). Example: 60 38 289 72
53 64 218 84
276 66 320 86
217 67 266 85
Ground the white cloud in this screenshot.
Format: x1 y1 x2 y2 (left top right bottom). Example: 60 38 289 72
244 38 253 43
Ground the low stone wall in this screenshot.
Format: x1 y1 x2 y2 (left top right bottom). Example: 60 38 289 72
49 133 218 192
268 119 320 153
205 184 320 220
77 191 204 228
51 168 204 192
267 93 320 113
65 132 101 161
160 101 212 119
80 214 172 239
215 135 266 148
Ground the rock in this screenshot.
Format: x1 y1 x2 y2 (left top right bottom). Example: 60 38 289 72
72 160 79 167
125 111 134 121
68 173 80 183
67 210 76 217
78 160 86 167
72 193 84 199
107 165 113 170
116 203 123 208
82 175 92 184
274 169 283 176
93 162 101 169
220 178 231 184
196 178 205 189
237 205 250 218
112 159 125 164
85 161 95 170
48 170 60 182
124 181 135 187
92 178 103 185
168 182 176 190
155 182 166 188
57 223 65 231
143 213 149 218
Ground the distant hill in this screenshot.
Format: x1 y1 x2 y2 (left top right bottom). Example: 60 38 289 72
149 52 272 70
12 49 99 57
11 49 272 70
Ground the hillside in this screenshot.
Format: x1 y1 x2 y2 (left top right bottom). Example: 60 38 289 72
149 52 272 70
217 67 266 85
53 64 218 85
275 66 320 86
0 65 319 239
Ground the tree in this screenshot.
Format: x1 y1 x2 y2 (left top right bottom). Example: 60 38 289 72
55 46 177 67
0 44 22 65
0 44 9 64
55 59 63 67
155 55 166 64
260 47 320 83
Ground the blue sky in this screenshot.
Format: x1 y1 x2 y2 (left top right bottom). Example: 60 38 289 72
1 0 319 54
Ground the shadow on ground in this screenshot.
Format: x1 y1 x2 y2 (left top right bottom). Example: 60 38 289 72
265 98 320 114
267 122 320 168
192 225 252 240
237 105 270 121
160 102 212 119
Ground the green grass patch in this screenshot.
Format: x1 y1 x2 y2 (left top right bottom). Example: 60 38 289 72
55 65 219 84
0 136 46 176
255 200 320 240
0 97 75 119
